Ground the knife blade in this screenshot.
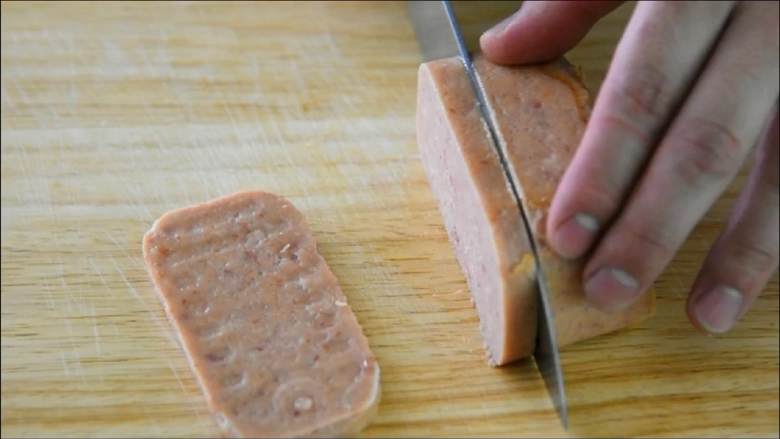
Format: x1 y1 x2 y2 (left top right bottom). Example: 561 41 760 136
408 0 568 429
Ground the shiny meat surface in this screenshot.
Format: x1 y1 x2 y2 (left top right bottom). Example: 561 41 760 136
143 191 380 437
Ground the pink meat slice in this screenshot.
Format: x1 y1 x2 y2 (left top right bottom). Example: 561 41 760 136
143 191 380 438
417 58 537 365
417 56 655 366
475 56 656 349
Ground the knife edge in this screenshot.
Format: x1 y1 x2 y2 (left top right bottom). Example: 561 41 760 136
433 0 569 429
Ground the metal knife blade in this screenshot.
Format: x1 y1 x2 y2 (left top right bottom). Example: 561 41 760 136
408 0 568 428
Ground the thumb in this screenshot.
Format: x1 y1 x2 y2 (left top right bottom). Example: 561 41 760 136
480 0 624 65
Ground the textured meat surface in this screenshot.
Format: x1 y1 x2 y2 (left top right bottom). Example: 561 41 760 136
417 56 655 364
417 59 538 366
474 56 655 348
142 191 380 438
475 58 592 212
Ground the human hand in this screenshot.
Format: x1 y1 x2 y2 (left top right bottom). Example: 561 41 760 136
480 1 779 334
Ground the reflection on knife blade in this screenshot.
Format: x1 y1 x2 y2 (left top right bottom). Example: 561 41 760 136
409 0 569 429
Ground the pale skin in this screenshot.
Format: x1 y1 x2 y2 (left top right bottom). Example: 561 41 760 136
480 1 779 334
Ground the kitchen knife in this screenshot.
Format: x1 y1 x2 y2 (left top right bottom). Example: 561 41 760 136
408 0 569 429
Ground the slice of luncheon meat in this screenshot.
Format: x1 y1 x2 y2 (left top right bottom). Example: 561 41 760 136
417 57 537 366
417 56 655 366
143 191 380 438
474 56 655 353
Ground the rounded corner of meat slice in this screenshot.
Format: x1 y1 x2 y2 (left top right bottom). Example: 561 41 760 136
417 59 539 365
142 190 380 438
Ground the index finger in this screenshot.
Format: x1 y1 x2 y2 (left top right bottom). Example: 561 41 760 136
479 1 623 65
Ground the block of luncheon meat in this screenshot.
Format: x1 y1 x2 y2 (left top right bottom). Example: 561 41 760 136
417 56 655 366
143 191 380 438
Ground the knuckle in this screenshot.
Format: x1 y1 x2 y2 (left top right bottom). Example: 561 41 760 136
577 180 621 218
596 112 652 146
670 117 745 187
744 2 779 45
566 161 628 218
727 238 779 276
619 218 676 261
610 61 673 125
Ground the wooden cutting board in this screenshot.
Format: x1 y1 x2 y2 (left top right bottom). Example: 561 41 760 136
2 2 777 437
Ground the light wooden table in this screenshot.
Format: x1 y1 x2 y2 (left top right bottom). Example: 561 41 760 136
2 2 777 437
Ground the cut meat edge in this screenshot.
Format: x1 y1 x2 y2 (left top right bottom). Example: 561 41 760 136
417 61 539 365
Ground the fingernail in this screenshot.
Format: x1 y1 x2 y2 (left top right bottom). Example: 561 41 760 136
551 213 599 259
585 267 641 312
694 286 743 334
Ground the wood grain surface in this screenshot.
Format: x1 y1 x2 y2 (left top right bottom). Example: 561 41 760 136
1 1 778 437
